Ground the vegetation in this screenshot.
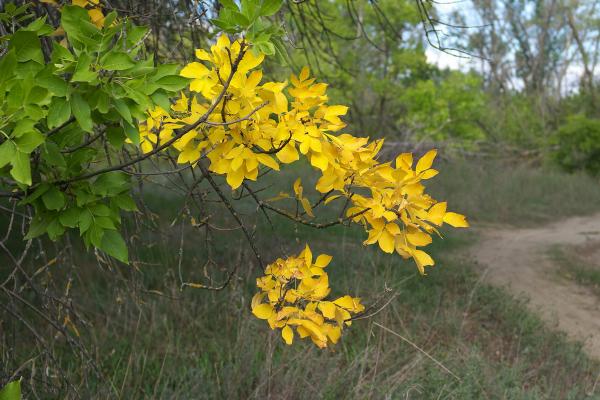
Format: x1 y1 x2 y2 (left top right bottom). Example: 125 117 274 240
551 246 600 297
2 0 600 398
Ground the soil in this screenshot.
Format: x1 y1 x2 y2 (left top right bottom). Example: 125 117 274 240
471 214 600 358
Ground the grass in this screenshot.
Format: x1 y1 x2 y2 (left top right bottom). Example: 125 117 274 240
430 158 600 226
3 158 600 399
550 245 600 296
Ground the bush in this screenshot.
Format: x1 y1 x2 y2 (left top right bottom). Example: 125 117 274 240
554 115 600 174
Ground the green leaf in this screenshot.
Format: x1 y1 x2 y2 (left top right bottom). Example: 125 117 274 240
47 97 71 129
126 26 149 46
155 75 190 92
99 230 129 263
150 91 171 111
113 99 132 124
231 10 251 27
0 50 17 85
24 215 51 240
0 378 20 400
112 194 138 211
10 151 31 185
211 18 238 33
90 90 110 114
6 82 24 111
260 0 283 16
79 208 93 233
220 0 239 9
123 122 139 145
91 203 112 217
93 172 129 196
103 11 118 29
51 42 75 63
24 16 53 36
11 119 36 138
255 41 275 56
9 31 43 63
42 186 66 210
47 218 66 240
241 0 260 21
0 141 15 168
107 126 126 148
152 64 180 81
36 70 69 96
26 86 50 105
42 142 66 167
71 93 93 132
61 6 101 48
20 183 50 205
72 53 96 83
95 216 116 230
88 224 104 248
15 130 45 153
59 207 81 228
101 51 135 71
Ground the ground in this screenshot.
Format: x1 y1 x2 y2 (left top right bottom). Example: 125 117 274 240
472 214 600 358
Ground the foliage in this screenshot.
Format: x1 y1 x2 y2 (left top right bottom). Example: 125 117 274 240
400 71 487 142
0 380 21 400
251 245 364 347
0 4 187 261
0 0 467 352
553 114 600 175
138 33 468 343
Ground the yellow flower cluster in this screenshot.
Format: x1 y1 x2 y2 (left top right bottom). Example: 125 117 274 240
251 245 364 348
137 33 468 276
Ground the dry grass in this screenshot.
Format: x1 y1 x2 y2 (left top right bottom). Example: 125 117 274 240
3 159 600 399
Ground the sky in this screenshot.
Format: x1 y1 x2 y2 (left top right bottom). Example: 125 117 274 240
423 0 585 93
424 0 480 71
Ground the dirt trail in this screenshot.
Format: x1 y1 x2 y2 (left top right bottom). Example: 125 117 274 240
472 214 600 358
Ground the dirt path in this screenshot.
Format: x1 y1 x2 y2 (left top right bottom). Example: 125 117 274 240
472 214 600 358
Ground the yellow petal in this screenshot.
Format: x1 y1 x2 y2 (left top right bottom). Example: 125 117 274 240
415 149 437 173
238 50 264 72
293 178 303 197
301 198 315 218
333 295 358 311
310 153 328 171
252 303 274 320
180 62 209 79
318 301 336 319
443 212 469 228
226 167 245 189
326 325 341 343
421 169 439 179
396 153 413 169
314 254 332 268
299 66 310 81
406 231 432 247
87 8 105 28
256 154 279 171
378 230 395 253
413 250 434 274
323 194 341 205
282 325 294 345
427 202 447 225
276 143 299 164
195 49 212 61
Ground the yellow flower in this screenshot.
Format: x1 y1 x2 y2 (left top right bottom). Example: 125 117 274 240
251 245 363 348
136 33 468 283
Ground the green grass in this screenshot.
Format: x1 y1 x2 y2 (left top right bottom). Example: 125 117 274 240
3 159 600 398
430 158 600 226
550 246 600 296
